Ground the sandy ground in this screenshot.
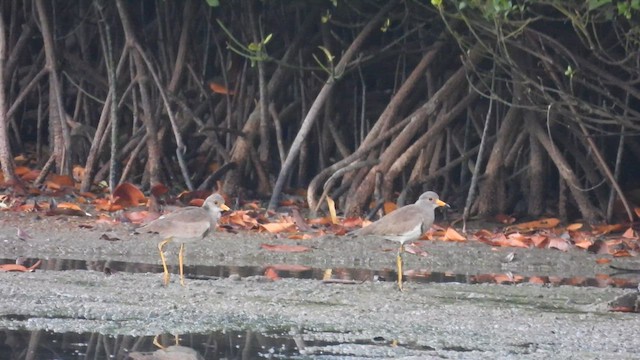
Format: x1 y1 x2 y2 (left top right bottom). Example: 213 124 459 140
1 211 639 359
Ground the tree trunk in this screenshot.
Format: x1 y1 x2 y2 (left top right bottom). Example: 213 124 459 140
526 116 601 223
116 0 163 186
36 0 71 175
346 46 482 215
0 14 16 182
268 0 399 210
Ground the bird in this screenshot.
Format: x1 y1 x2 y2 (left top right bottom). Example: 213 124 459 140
352 191 449 291
138 193 230 286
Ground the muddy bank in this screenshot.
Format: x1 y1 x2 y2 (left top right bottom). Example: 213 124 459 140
0 212 639 358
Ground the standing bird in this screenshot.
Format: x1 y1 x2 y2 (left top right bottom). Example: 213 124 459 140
138 193 230 286
352 191 449 291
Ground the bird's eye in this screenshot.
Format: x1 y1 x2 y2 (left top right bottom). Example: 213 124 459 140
428 197 433 201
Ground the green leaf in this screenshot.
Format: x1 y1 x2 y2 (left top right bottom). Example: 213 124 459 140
206 0 220 7
431 0 442 8
318 46 334 62
321 10 331 23
248 42 260 52
381 18 390 32
564 65 575 79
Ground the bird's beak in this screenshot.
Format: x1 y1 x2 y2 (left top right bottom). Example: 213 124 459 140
220 204 231 211
436 199 449 208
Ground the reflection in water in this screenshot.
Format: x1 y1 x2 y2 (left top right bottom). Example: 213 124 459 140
1 257 638 289
0 328 437 359
0 329 302 360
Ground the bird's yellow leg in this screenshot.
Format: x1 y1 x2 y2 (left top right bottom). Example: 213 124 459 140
179 243 185 287
153 334 165 349
158 238 173 286
397 244 404 291
152 334 180 349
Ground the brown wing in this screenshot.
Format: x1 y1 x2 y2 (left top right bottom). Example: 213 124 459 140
139 207 210 239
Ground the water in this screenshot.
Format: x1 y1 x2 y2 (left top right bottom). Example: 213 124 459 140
2 257 637 289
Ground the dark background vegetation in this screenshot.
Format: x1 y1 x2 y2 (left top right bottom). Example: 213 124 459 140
0 0 638 223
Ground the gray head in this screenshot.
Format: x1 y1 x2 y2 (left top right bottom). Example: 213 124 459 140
202 193 230 218
415 191 449 209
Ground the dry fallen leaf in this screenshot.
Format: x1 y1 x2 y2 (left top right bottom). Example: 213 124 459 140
443 227 466 242
209 81 236 95
0 259 41 272
510 218 560 231
259 222 296 234
383 201 397 214
264 267 280 281
613 249 633 257
566 223 583 231
622 227 637 239
112 182 146 208
592 223 626 235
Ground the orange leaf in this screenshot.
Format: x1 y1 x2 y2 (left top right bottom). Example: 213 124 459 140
20 169 40 181
0 259 41 272
506 232 531 248
57 202 83 211
528 276 547 285
566 223 583 231
308 216 332 225
260 244 311 253
259 222 296 233
443 227 466 241
530 234 549 248
0 264 29 272
494 273 524 284
112 182 146 208
47 174 75 188
150 183 170 198
613 249 633 257
609 306 637 313
635 207 640 218
595 258 611 264
264 267 280 280
592 223 626 235
94 198 123 212
510 218 560 231
208 81 236 95
14 166 31 176
383 201 397 214
622 227 637 239
342 217 364 228
574 238 593 249
224 210 259 228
